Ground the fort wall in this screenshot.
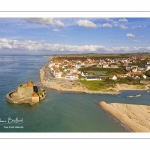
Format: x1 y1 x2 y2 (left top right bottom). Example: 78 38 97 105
18 84 34 98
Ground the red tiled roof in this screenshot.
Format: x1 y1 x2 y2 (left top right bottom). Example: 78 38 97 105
72 72 78 75
27 80 34 87
54 69 59 73
32 92 39 97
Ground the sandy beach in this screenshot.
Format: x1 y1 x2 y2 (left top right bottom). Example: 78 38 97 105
39 65 121 94
41 79 121 94
111 83 150 91
99 101 150 132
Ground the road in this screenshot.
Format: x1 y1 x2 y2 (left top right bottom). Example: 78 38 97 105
43 64 54 82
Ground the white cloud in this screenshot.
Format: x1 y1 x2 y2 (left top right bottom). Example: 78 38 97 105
113 21 118 27
1 38 150 53
132 40 141 43
120 25 128 30
0 38 101 52
25 18 65 28
53 28 60 32
25 18 54 26
77 19 97 28
54 20 65 27
119 18 128 22
126 33 135 38
103 18 113 22
102 23 112 28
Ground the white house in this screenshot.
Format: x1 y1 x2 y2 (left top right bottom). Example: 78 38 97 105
109 75 117 80
66 73 73 79
55 72 62 78
75 63 81 69
103 63 109 68
145 65 150 71
54 69 62 78
141 74 147 79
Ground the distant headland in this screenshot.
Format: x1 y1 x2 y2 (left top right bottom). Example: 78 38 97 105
6 80 46 106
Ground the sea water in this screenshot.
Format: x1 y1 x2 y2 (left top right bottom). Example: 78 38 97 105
0 55 150 132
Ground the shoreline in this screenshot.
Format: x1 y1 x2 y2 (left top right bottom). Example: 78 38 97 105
99 101 150 132
39 61 150 94
42 81 150 94
100 105 132 132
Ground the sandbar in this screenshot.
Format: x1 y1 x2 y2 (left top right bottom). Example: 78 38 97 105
99 101 150 132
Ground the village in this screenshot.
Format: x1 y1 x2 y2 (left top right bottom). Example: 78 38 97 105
47 54 150 82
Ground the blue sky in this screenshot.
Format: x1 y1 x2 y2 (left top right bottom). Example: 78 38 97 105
0 18 150 54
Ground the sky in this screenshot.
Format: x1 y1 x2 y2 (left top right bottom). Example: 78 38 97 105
0 18 150 55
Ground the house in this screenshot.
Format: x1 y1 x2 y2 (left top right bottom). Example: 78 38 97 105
54 63 59 68
61 73 66 79
103 63 109 68
86 76 101 81
81 72 88 77
141 74 147 79
110 64 118 68
66 73 73 79
145 65 150 71
131 67 138 72
72 72 78 80
109 75 117 80
116 74 127 78
75 63 81 69
126 66 131 71
127 71 141 77
127 71 142 79
54 69 62 78
138 67 145 71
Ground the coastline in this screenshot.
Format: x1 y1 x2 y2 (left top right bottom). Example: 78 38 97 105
99 101 150 132
39 64 120 94
39 60 150 94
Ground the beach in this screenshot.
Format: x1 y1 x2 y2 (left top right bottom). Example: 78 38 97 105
99 101 150 132
39 65 120 94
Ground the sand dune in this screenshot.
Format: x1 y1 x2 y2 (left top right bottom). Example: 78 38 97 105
99 101 150 132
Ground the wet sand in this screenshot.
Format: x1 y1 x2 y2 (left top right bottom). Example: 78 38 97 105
99 101 150 132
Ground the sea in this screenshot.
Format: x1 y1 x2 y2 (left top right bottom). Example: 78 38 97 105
0 55 150 132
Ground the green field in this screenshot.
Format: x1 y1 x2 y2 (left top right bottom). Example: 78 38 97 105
87 71 107 76
79 77 144 91
54 52 150 60
79 66 126 75
80 79 116 91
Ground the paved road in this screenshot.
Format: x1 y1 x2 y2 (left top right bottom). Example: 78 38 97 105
43 65 54 81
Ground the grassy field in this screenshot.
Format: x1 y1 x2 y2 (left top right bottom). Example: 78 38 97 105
79 66 126 75
80 79 116 91
87 71 107 76
79 77 144 91
55 53 150 59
